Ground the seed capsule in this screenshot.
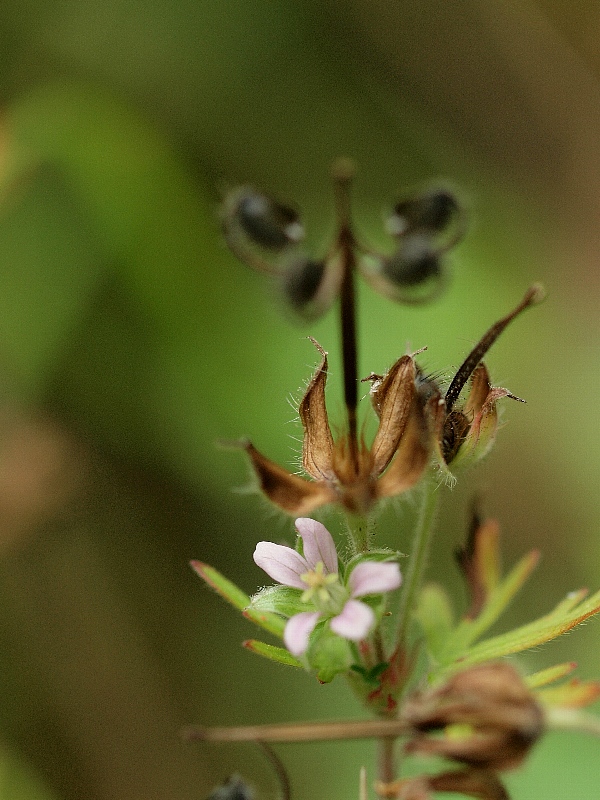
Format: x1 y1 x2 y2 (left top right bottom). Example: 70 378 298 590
388 189 461 237
223 187 304 251
383 234 441 287
280 256 329 318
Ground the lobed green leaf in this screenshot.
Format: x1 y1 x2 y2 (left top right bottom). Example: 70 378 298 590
447 587 600 670
439 549 540 663
250 585 305 617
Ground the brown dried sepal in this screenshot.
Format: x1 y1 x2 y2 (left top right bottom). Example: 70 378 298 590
403 662 544 771
239 341 435 516
299 338 335 482
240 440 336 515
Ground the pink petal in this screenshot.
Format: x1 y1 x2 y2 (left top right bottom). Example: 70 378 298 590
294 518 338 574
349 561 402 598
330 599 375 641
283 611 321 656
253 541 309 589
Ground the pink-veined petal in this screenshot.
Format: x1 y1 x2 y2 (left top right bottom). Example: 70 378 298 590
294 518 338 574
348 561 402 598
283 611 321 656
253 541 309 589
330 599 375 641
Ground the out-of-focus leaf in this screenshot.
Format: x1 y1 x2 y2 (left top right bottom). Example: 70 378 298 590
190 561 250 611
447 588 600 670
413 583 454 663
0 747 61 800
242 640 301 668
440 549 540 663
526 662 577 689
537 678 600 709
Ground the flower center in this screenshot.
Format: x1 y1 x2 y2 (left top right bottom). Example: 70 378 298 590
300 562 347 612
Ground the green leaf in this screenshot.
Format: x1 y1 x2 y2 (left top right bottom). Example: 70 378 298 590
414 583 454 662
242 640 302 668
439 549 540 663
250 585 305 616
537 679 600 709
190 561 250 611
526 662 577 689
243 608 286 638
446 587 600 670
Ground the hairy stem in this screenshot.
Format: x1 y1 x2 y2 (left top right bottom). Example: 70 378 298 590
345 512 371 555
395 475 440 648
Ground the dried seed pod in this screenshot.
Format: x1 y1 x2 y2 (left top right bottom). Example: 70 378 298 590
387 189 461 237
375 234 447 304
383 234 441 286
222 187 304 253
280 256 329 319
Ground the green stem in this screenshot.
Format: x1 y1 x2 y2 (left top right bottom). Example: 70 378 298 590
395 475 440 648
344 512 371 555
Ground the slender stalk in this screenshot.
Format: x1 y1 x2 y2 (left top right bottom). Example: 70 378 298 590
395 475 440 648
339 244 359 461
332 159 360 474
182 718 411 743
377 736 397 786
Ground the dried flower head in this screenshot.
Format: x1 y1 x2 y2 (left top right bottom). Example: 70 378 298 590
403 662 544 771
240 339 434 516
238 284 543 515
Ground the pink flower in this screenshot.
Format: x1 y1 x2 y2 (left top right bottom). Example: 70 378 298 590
253 518 401 657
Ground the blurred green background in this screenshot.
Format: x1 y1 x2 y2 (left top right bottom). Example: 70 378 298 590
0 1 598 798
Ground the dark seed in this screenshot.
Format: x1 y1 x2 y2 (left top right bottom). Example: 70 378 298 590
282 257 327 313
383 235 442 287
235 190 303 250
390 189 460 236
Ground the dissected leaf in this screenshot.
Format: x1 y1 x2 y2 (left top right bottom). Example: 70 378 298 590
439 549 540 664
250 585 305 617
448 588 600 669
